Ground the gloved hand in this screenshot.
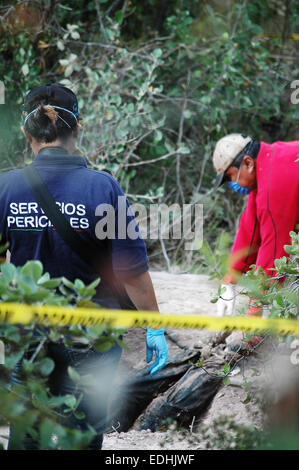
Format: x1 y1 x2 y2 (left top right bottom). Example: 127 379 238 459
217 283 235 317
146 328 168 376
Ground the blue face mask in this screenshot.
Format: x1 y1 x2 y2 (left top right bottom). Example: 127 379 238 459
226 163 251 195
226 181 250 195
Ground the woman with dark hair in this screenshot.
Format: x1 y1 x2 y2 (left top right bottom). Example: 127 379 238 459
1 83 168 449
22 84 80 149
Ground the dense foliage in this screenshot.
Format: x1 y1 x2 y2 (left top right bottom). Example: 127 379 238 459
0 258 126 449
0 1 298 450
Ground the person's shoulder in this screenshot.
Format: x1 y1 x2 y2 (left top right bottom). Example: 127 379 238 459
258 141 271 154
258 140 299 160
84 167 123 191
272 140 299 150
84 167 114 179
272 141 299 161
0 168 23 186
273 139 299 145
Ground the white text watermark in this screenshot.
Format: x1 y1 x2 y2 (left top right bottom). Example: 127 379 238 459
290 80 299 104
95 197 203 250
0 81 4 104
0 340 4 365
290 339 299 365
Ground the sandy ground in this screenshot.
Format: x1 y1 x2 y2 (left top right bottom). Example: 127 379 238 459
0 271 279 450
102 271 265 450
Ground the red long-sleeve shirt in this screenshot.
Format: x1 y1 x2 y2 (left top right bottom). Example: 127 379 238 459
230 140 299 276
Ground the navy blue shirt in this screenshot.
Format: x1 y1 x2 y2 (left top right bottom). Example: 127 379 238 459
0 148 149 308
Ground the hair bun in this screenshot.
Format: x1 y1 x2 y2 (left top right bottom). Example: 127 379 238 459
43 105 58 123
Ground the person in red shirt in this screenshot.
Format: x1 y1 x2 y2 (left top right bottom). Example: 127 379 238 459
212 134 299 345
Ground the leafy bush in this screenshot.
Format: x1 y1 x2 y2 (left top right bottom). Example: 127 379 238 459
0 259 126 450
240 231 299 320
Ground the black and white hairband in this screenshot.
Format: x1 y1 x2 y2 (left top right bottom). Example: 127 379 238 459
24 105 78 129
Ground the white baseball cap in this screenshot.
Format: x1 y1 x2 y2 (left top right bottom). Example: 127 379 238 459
213 133 252 187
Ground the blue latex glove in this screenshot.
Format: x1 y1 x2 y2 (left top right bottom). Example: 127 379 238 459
146 328 168 376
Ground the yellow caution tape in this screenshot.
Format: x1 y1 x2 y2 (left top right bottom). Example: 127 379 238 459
0 302 298 336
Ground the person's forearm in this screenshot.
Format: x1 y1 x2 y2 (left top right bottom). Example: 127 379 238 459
123 271 159 312
222 271 239 285
0 250 9 264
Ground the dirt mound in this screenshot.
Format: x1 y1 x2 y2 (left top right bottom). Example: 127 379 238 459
102 271 267 450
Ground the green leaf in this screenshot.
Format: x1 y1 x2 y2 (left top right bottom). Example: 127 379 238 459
25 289 51 302
93 340 114 352
1 263 16 282
76 299 97 309
62 277 75 291
58 285 72 298
78 286 96 298
22 359 34 374
7 412 36 449
21 64 29 76
0 280 8 296
154 130 163 142
152 48 163 58
18 276 37 295
63 395 77 408
283 244 293 255
223 376 230 386
68 366 81 383
183 110 192 119
47 395 69 408
223 363 230 375
110 94 122 106
87 278 100 290
39 419 56 449
127 102 134 113
177 146 190 154
198 358 204 368
74 279 85 291
21 261 43 281
37 358 55 376
165 142 175 153
85 326 106 338
38 279 61 289
116 338 130 351
4 325 21 343
4 350 24 370
275 294 284 307
37 273 50 285
71 31 80 40
2 293 21 302
115 10 124 25
115 126 128 140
